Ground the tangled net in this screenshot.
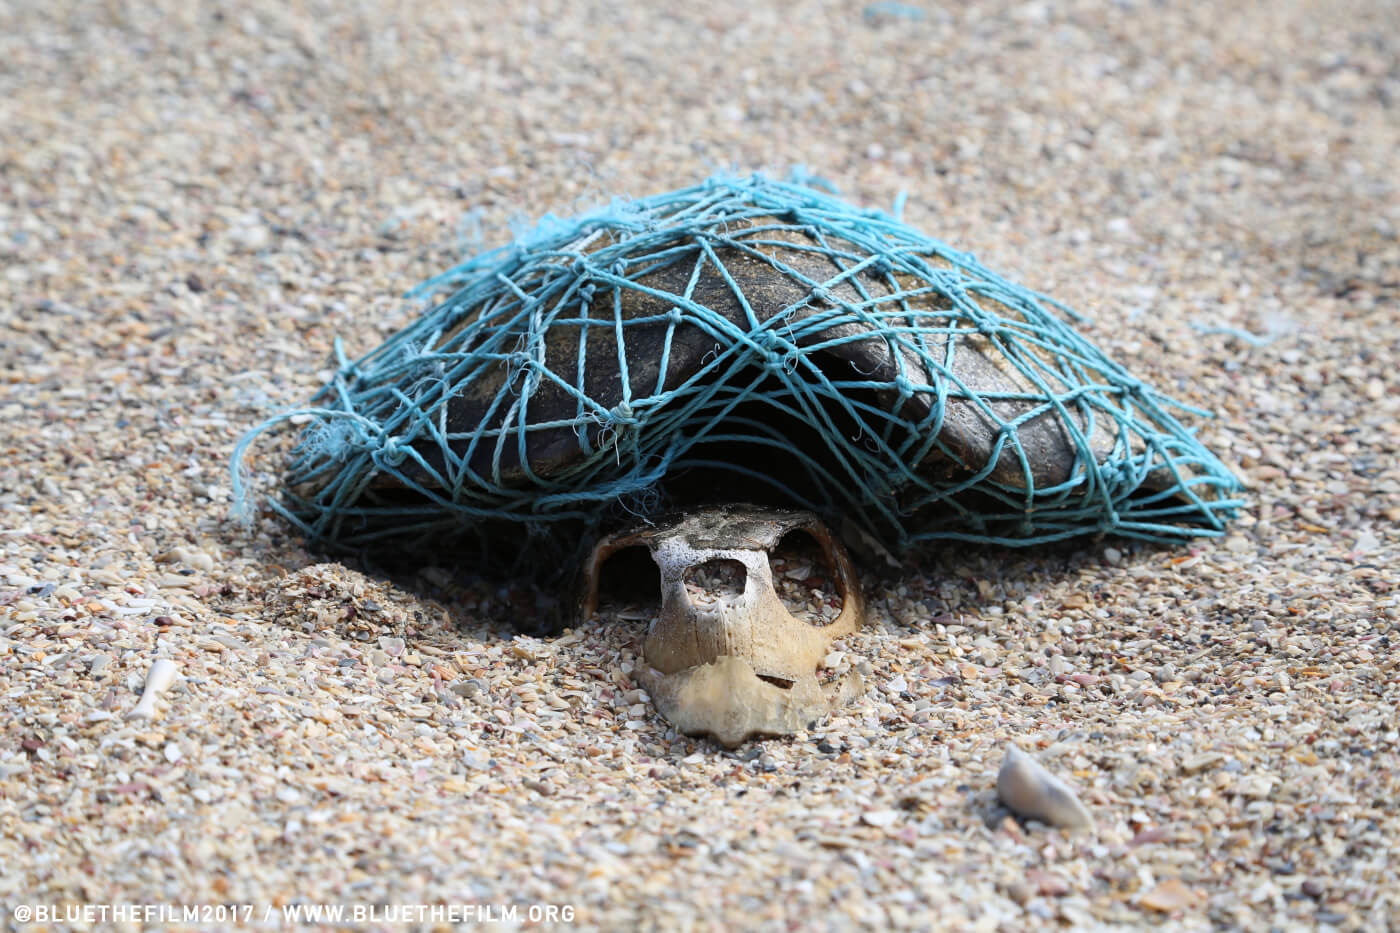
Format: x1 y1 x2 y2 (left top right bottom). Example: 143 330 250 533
233 173 1242 575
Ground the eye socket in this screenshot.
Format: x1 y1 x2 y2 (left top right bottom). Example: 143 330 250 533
593 544 662 619
768 528 844 626
682 558 748 606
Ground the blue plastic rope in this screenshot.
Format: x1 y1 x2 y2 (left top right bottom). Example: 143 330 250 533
232 173 1243 573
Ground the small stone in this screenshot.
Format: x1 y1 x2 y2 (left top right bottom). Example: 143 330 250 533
861 809 900 828
997 745 1093 830
1181 752 1225 775
997 815 1026 843
378 636 405 657
88 653 112 676
1140 878 1202 913
1026 868 1069 897
229 217 271 252
1236 774 1276 799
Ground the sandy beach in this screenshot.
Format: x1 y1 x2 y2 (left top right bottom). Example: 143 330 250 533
2 0 1398 928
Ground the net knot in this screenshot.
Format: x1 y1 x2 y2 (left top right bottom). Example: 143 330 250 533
375 435 407 467
756 331 796 369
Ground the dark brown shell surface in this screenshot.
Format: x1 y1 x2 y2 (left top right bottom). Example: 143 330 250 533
411 218 1099 493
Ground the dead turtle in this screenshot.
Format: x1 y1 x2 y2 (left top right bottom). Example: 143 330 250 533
234 173 1241 745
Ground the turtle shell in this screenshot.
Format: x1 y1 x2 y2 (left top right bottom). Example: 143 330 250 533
423 217 1092 491
252 175 1241 572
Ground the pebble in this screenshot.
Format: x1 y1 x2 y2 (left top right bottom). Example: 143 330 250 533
1235 774 1277 799
1026 868 1069 897
997 746 1093 830
1139 878 1203 914
861 810 900 828
1181 752 1225 775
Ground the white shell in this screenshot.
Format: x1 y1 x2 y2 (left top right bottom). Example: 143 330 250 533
127 658 179 720
997 745 1094 830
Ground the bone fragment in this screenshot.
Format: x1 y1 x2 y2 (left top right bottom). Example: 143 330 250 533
127 658 179 720
997 745 1093 830
639 656 856 749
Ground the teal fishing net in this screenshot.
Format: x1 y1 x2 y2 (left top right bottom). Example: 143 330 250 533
232 173 1242 575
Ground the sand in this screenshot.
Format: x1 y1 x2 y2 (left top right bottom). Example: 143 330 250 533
2 0 1398 929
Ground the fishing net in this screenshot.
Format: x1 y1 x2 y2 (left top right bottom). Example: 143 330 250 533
232 173 1242 575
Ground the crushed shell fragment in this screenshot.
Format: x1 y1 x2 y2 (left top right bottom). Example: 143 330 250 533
127 658 179 721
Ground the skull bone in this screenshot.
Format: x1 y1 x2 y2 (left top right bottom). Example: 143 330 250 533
579 506 865 747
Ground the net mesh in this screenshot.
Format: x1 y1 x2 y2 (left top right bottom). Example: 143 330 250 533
232 173 1243 574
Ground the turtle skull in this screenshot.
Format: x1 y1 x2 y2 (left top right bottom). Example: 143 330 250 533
579 507 865 747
